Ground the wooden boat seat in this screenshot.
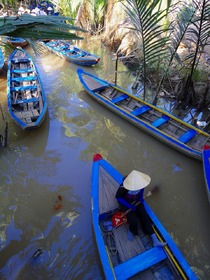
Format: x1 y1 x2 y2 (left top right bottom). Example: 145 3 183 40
114 246 167 279
11 68 34 74
11 76 37 82
113 225 166 279
131 105 151 116
111 94 129 104
151 115 170 128
15 97 39 104
11 58 30 63
11 85 37 92
178 128 197 143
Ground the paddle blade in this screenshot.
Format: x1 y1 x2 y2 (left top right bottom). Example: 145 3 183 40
145 185 160 198
112 212 127 227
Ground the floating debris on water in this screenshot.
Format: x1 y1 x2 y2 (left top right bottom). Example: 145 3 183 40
31 248 43 259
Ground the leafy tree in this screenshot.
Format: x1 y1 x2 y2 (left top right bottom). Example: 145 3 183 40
122 0 210 111
121 0 171 100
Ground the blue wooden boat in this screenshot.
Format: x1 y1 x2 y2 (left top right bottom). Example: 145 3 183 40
43 40 100 66
0 48 4 70
92 154 197 280
7 48 47 130
203 144 210 204
77 68 210 160
6 37 28 48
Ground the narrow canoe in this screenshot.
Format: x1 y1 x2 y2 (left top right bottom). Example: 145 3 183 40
203 144 210 203
43 40 100 66
77 68 210 161
7 48 47 130
92 154 197 280
0 48 4 70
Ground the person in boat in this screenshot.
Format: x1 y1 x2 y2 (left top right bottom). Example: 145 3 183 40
115 170 166 246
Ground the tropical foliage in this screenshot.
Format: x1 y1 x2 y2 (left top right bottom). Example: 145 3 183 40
0 14 84 40
0 13 85 55
121 0 171 100
121 0 210 109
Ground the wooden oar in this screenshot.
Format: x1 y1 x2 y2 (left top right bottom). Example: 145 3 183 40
112 185 160 227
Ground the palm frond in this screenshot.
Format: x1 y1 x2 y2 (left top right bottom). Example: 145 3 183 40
122 0 170 99
0 14 86 40
152 3 197 104
184 0 210 82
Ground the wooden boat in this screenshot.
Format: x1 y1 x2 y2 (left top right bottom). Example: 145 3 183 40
7 48 47 130
202 144 210 204
0 48 4 70
77 68 210 160
92 154 197 280
44 40 100 66
7 37 28 48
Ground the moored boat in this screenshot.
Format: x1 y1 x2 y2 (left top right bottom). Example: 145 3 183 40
7 37 28 48
202 144 210 204
7 47 47 130
92 154 197 280
43 40 100 66
77 68 210 161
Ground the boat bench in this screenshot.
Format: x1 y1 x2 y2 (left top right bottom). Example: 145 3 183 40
151 115 170 128
178 128 197 143
114 247 167 280
11 58 31 64
113 225 166 279
11 68 34 74
11 85 37 92
14 97 39 104
11 76 37 82
131 105 151 116
111 94 129 104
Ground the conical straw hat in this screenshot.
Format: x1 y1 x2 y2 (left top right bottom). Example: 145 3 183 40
123 170 151 191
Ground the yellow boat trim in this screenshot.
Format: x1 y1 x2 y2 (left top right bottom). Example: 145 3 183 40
112 85 210 137
153 227 188 280
106 245 117 279
96 91 207 153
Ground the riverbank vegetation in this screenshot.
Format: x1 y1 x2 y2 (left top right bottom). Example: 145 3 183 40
0 0 210 130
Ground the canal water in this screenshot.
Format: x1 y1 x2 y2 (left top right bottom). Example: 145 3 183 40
0 37 209 279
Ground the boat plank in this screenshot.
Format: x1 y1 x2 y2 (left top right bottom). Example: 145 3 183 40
178 128 197 143
114 245 166 280
111 94 129 104
131 105 151 116
152 116 170 128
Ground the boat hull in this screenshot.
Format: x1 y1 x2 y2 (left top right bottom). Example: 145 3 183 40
7 37 28 48
77 68 210 161
92 154 197 279
203 145 210 203
43 40 100 66
7 48 47 130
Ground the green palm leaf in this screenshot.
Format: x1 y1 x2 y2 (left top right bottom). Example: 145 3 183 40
181 0 210 103
121 0 170 100
152 3 196 104
0 14 85 40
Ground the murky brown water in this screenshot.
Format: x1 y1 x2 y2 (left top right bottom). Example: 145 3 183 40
0 37 210 280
